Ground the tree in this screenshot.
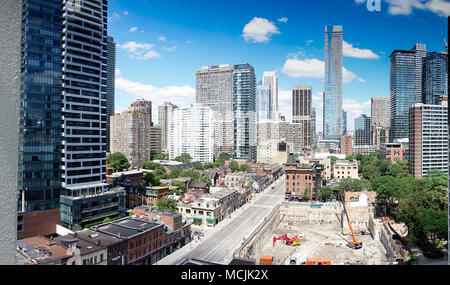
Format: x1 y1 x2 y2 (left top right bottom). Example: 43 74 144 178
156 196 177 212
330 156 339 165
387 163 410 178
174 153 192 164
196 176 212 186
181 169 200 180
152 153 169 160
229 161 240 172
144 172 160 186
417 209 448 248
239 164 252 173
168 168 182 179
106 152 130 172
171 180 187 193
303 186 311 201
361 162 380 180
318 186 334 202
103 217 111 224
141 161 166 176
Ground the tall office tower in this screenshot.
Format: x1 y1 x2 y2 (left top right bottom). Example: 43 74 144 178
233 63 257 161
196 65 233 157
412 44 427 103
292 86 312 147
158 102 177 153
262 71 278 120
371 97 391 127
256 82 271 121
342 110 347 135
149 126 162 156
170 105 214 163
409 103 448 178
423 51 448 105
110 99 153 167
354 114 371 146
323 25 343 140
390 44 426 141
106 36 116 153
1 0 22 262
17 0 63 239
311 108 316 145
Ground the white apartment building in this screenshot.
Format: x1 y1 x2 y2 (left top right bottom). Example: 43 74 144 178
262 71 279 120
333 160 359 181
169 105 214 163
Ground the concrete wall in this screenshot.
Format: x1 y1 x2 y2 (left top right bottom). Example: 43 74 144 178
0 0 21 265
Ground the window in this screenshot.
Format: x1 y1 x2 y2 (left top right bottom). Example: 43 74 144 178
100 254 104 262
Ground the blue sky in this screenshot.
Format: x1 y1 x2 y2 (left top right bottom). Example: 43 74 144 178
109 0 448 131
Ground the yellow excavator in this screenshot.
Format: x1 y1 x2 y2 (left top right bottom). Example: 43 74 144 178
340 195 363 250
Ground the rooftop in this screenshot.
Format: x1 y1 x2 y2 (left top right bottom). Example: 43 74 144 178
54 234 105 255
73 229 125 247
17 236 71 264
95 217 162 239
106 170 143 178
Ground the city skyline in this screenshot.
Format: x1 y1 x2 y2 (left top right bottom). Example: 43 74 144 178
109 0 448 131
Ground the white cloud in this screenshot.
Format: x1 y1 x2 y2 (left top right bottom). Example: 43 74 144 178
163 45 177 52
242 17 280 43
158 36 166 42
281 57 364 84
115 77 196 123
115 68 122 77
119 42 161 60
109 12 120 22
277 17 289 23
355 0 450 17
124 11 129 15
186 40 194 44
343 99 371 130
343 41 380 59
129 26 138 32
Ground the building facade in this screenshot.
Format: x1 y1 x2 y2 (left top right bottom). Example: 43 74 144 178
355 114 371 146
170 105 214 163
293 86 312 147
106 36 116 153
409 103 448 178
232 63 257 161
256 83 271 122
380 143 409 164
323 25 343 140
196 65 234 157
262 71 279 120
423 51 448 105
371 97 390 128
158 102 177 154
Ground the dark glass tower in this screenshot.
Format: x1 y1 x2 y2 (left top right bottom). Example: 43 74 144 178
18 0 63 212
106 36 116 153
423 51 448 105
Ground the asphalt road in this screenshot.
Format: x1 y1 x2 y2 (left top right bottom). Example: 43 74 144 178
158 175 285 265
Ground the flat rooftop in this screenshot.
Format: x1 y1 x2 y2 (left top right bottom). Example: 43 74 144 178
95 217 162 239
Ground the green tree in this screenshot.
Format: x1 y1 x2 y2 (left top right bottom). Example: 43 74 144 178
171 180 187 193
106 152 130 172
319 186 334 202
239 164 252 173
330 156 339 165
229 161 240 172
156 196 177 212
387 162 410 178
303 186 311 201
361 162 380 180
181 169 200 180
141 161 166 176
144 172 161 186
103 217 111 224
174 153 192 164
168 168 182 179
196 175 212 186
417 209 448 248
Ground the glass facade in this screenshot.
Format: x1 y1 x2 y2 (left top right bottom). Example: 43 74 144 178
233 63 256 161
323 25 343 140
18 0 63 212
106 36 116 153
355 114 371 146
256 82 271 121
390 50 416 141
423 52 448 105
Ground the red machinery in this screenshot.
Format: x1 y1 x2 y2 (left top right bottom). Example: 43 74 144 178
273 234 301 247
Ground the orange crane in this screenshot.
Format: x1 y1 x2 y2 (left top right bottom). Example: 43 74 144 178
340 195 363 250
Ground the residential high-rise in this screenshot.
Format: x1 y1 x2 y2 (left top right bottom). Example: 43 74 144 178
355 114 371 146
158 102 177 153
110 99 153 167
106 36 116 153
371 97 390 127
409 102 448 179
423 51 448 105
292 86 312 147
262 71 278 120
170 105 214 163
311 108 316 145
323 25 343 140
372 125 390 150
342 110 347 135
256 82 271 121
233 63 256 161
196 64 233 157
149 126 162 156
17 0 63 239
390 44 426 141
340 135 353 156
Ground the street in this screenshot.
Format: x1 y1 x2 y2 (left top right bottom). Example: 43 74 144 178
158 175 285 265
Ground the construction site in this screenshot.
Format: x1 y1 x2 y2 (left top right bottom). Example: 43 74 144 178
237 192 410 265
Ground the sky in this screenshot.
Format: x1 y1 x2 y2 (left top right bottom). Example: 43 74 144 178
109 0 449 131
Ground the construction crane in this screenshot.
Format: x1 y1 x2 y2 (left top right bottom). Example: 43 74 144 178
340 194 363 250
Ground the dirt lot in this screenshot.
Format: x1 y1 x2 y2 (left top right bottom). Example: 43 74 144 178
257 222 388 265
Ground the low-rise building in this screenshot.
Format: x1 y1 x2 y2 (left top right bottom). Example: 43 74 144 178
352 145 376 155
106 170 144 186
54 234 108 265
380 142 409 164
187 181 210 194
333 160 359 181
285 154 323 201
17 236 73 265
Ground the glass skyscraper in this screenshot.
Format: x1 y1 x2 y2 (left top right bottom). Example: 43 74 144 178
106 36 116 153
355 114 371 146
389 44 426 141
18 0 63 212
423 51 448 105
233 63 256 161
256 81 271 121
323 25 343 140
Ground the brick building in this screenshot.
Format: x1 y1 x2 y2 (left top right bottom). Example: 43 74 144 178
284 154 323 201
